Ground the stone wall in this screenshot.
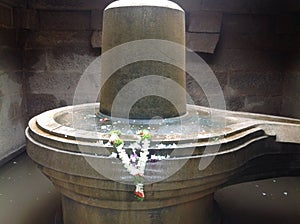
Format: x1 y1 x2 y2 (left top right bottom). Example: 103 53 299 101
23 7 101 117
0 0 27 163
21 0 300 119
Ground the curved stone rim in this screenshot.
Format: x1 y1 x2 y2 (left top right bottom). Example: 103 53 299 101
105 0 184 12
30 103 300 152
33 103 260 143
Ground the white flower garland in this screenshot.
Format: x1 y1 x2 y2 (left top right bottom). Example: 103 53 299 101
107 129 176 201
109 130 151 201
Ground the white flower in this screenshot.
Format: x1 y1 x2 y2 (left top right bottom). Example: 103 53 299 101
129 142 141 150
109 133 120 144
109 152 118 158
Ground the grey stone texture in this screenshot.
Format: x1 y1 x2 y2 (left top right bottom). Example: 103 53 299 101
0 3 13 27
0 19 27 162
28 0 111 10
39 10 91 31
0 28 16 46
1 0 300 161
100 2 186 119
188 11 222 33
26 30 92 48
186 33 220 54
26 103 300 224
91 9 103 30
91 30 102 48
13 8 38 30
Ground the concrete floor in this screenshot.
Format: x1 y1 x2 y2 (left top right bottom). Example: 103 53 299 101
0 152 61 224
0 152 300 224
215 177 300 224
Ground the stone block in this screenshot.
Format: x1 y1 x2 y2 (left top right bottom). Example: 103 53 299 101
28 0 111 10
1 0 26 7
0 71 24 97
13 8 38 30
282 72 300 97
26 93 59 118
26 31 92 47
0 28 16 46
0 47 22 72
186 71 228 108
188 11 222 33
0 3 13 27
287 0 300 12
46 47 99 72
225 96 245 111
39 10 91 31
186 32 220 53
222 14 275 35
201 0 283 14
0 93 26 160
276 15 300 34
91 30 102 48
281 96 300 119
279 34 300 51
24 49 47 71
27 71 82 98
91 9 103 30
218 32 280 51
244 96 282 115
174 0 202 12
228 72 283 96
201 49 282 73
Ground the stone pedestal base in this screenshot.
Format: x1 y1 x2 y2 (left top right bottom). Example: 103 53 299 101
62 194 221 224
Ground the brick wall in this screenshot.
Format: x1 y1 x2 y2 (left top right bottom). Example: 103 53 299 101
3 0 300 123
22 0 300 119
0 1 27 163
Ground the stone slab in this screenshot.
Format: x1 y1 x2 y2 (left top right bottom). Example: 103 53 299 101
244 96 282 116
39 10 91 31
0 28 16 46
23 49 47 71
0 47 22 72
46 47 98 72
201 0 283 14
91 30 102 48
186 32 220 53
91 9 103 30
174 0 202 11
25 31 92 47
276 14 300 34
222 14 275 34
0 0 26 7
201 49 282 73
27 71 82 96
13 8 38 30
228 72 283 96
188 11 222 33
0 3 13 27
28 0 112 10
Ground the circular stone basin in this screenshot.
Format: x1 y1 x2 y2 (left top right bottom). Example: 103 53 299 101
26 103 300 224
36 103 244 145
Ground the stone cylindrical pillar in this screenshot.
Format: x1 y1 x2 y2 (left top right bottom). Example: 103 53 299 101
100 0 186 119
